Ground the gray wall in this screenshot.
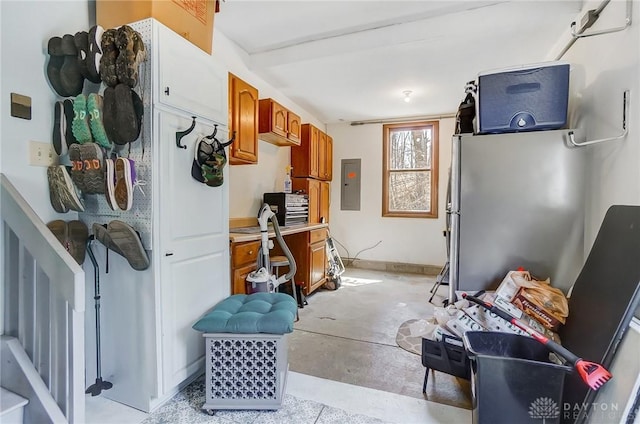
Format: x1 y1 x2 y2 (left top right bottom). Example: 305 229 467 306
1 1 93 222
546 1 640 420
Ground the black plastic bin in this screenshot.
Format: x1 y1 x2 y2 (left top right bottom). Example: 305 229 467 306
463 331 573 424
421 334 470 393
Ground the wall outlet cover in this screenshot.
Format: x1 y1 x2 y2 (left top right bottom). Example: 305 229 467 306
29 141 57 167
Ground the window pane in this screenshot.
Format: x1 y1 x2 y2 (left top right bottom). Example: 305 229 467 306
389 128 432 170
388 171 431 212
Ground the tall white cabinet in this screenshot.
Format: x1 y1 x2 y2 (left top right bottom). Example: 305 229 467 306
81 19 230 411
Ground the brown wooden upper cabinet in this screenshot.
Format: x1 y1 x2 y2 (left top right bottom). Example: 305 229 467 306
228 73 258 164
292 123 333 181
258 98 301 146
318 133 333 181
325 135 333 180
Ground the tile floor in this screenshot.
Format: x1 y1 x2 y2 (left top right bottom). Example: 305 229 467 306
85 372 471 423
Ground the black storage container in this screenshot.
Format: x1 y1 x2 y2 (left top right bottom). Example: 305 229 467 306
421 334 470 392
463 332 572 424
476 61 570 134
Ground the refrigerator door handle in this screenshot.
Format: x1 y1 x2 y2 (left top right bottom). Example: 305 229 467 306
448 135 462 305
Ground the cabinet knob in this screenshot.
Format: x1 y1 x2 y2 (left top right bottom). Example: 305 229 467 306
249 250 254 255
165 252 174 257
164 87 170 95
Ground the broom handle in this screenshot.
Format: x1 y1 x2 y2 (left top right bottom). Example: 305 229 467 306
464 294 581 366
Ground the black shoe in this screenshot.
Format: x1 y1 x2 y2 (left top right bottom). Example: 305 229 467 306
132 89 143 140
60 34 84 96
63 98 79 147
86 26 104 83
102 86 120 144
46 37 69 97
102 85 142 145
73 31 91 82
113 84 140 143
53 101 66 155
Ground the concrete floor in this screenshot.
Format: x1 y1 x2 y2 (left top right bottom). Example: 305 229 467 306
288 268 472 410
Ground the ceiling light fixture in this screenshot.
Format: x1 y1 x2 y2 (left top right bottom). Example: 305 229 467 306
403 90 412 103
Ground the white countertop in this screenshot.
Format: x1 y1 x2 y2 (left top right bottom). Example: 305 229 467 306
229 223 328 243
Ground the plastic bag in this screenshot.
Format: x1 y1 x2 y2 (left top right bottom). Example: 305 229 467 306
495 269 532 301
517 279 569 320
408 319 438 338
496 269 569 330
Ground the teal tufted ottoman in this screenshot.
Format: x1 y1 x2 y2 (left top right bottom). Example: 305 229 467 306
192 292 297 413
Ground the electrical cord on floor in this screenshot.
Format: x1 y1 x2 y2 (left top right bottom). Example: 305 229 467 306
331 237 382 267
332 237 350 264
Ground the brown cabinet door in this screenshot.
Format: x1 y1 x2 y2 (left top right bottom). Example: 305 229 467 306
318 131 327 179
293 124 322 178
282 232 309 294
317 132 333 181
258 99 300 147
271 101 288 138
325 135 333 181
309 241 327 293
287 111 301 144
231 240 261 294
233 262 257 294
229 73 258 164
308 179 320 224
309 126 320 178
320 181 330 223
292 178 321 224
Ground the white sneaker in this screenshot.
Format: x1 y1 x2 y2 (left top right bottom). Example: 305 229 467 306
105 158 118 210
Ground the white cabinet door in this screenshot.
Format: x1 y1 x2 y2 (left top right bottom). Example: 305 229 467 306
156 23 227 125
156 110 230 393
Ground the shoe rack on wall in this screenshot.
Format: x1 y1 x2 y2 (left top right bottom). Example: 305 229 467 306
79 19 154 250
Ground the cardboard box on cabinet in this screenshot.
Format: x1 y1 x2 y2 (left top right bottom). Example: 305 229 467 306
96 0 218 54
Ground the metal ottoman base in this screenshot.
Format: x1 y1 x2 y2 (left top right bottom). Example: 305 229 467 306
202 333 289 413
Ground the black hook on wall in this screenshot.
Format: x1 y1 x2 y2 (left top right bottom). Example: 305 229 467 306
176 116 196 149
207 124 218 140
220 130 236 148
206 124 236 148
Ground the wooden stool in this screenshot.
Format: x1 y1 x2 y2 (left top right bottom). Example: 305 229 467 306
270 256 298 320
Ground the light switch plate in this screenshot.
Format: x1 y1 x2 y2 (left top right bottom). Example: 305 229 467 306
29 141 57 166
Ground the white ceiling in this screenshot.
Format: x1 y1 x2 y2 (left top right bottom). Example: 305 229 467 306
216 1 583 124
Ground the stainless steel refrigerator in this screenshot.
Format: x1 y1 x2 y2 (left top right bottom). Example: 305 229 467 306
448 130 586 303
